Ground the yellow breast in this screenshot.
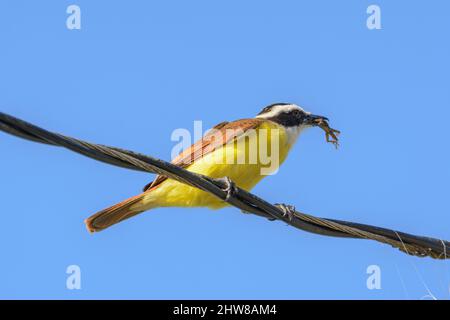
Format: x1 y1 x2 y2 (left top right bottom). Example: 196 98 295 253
143 121 297 209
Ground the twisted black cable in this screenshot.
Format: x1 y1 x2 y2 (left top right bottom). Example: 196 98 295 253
1 112 448 259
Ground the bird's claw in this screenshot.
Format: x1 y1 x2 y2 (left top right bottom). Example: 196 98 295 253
275 203 296 221
219 176 237 201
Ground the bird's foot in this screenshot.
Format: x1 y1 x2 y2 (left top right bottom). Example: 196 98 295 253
275 203 296 221
218 176 238 201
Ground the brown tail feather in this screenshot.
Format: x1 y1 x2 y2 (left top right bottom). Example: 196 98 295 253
85 193 149 233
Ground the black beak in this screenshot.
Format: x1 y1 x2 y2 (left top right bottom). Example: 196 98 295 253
305 114 329 126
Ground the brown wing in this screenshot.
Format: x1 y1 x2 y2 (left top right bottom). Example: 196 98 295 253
142 118 264 191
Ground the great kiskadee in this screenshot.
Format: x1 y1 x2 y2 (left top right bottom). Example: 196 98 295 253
85 103 335 232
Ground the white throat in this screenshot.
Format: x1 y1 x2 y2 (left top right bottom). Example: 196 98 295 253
285 125 309 146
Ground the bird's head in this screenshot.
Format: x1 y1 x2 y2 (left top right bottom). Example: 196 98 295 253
255 103 328 129
256 103 340 147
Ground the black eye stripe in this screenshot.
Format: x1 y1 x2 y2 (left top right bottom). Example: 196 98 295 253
266 112 302 127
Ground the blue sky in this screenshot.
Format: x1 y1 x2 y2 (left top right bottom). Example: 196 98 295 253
1 0 449 299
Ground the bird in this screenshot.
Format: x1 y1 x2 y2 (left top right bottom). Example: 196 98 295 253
85 103 332 232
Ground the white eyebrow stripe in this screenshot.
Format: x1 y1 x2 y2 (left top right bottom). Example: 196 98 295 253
256 104 310 119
